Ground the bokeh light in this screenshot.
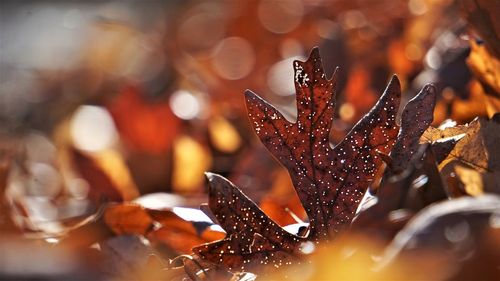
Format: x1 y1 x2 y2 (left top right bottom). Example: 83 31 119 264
70 105 118 152
169 90 202 120
211 37 256 80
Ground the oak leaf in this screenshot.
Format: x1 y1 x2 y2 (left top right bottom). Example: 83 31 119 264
194 47 400 270
193 173 303 271
245 47 401 240
194 47 438 272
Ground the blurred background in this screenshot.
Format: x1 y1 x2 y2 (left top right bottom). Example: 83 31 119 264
0 0 498 278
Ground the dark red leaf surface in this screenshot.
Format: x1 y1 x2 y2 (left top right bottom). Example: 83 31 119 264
193 47 443 273
351 84 439 242
245 47 401 240
390 84 437 172
193 173 302 271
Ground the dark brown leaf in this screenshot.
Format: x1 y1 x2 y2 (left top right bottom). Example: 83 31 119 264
352 145 447 242
193 173 303 271
391 84 437 172
245 47 401 240
378 195 500 277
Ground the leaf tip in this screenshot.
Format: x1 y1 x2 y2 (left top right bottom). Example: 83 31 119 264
244 89 260 107
384 75 401 98
310 46 320 58
423 83 436 93
389 74 400 87
244 89 255 98
205 172 232 192
408 83 437 110
204 172 217 183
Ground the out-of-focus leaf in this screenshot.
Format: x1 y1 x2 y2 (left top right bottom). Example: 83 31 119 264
107 85 180 154
100 235 156 278
467 41 500 96
466 41 500 118
172 135 212 194
378 195 500 280
147 208 225 254
103 202 224 255
71 149 123 204
90 149 140 201
460 0 500 59
209 115 242 154
453 163 484 196
259 168 306 227
353 146 447 242
104 203 154 235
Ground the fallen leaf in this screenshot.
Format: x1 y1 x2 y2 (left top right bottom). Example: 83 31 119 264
193 173 303 271
107 85 179 154
71 149 123 204
352 145 447 243
104 203 154 235
423 114 500 195
390 84 437 172
194 47 439 273
245 47 401 240
460 0 500 59
377 195 500 279
103 202 224 255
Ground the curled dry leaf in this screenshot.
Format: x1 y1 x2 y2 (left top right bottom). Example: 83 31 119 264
377 195 500 280
104 203 225 255
422 114 500 195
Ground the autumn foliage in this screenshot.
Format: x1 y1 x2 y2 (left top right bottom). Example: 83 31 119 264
1 1 499 280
